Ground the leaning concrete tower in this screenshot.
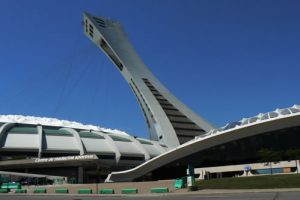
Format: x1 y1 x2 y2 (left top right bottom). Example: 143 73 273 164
83 12 214 148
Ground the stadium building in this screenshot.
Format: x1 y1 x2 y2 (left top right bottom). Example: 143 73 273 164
0 12 299 183
0 115 169 183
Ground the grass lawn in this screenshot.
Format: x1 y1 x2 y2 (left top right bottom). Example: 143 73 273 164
195 174 300 189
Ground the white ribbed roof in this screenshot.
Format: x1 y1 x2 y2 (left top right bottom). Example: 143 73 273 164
0 115 129 136
195 104 300 139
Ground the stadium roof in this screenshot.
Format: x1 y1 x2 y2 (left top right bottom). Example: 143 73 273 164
197 104 300 138
0 115 129 136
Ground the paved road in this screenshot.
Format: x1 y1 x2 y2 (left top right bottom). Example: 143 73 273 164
0 191 300 200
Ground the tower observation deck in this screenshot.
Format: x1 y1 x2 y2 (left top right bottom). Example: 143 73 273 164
83 12 215 148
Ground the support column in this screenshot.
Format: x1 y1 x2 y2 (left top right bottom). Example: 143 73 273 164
78 167 84 184
37 125 43 158
217 172 223 178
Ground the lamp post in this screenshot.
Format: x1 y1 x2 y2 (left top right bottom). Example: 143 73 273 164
187 165 196 191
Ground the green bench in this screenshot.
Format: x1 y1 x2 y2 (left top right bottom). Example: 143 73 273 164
15 189 27 193
1 182 21 190
55 188 69 193
99 188 115 194
0 188 8 193
33 188 47 193
151 187 169 193
121 188 138 194
78 188 93 194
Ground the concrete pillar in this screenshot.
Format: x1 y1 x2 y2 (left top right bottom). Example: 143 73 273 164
78 167 84 184
198 170 204 180
37 125 43 158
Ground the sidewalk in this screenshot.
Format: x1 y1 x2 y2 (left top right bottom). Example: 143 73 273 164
2 187 300 197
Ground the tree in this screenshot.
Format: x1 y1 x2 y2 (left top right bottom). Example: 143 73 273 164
258 148 284 175
285 149 300 160
258 149 283 163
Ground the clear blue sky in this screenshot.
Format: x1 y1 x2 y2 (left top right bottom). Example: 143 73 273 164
0 0 299 138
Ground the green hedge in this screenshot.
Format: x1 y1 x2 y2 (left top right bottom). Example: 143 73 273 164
196 174 300 189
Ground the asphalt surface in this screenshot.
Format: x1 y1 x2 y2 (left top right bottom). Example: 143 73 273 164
0 191 300 200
